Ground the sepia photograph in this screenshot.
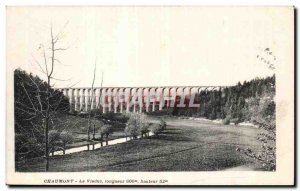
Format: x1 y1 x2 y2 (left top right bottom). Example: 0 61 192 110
6 6 294 185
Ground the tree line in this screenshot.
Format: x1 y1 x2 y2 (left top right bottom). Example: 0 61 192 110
167 74 275 124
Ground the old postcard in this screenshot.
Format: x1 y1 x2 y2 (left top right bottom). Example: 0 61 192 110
6 6 294 185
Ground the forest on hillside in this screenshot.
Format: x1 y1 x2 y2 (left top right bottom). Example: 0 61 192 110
162 75 276 126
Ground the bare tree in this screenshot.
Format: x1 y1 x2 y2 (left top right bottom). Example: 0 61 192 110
43 24 70 170
87 59 97 141
92 72 103 140
16 23 71 171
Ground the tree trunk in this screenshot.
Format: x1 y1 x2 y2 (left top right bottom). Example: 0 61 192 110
87 123 91 141
63 143 66 155
93 124 96 140
87 61 97 141
100 134 103 147
51 146 54 156
44 120 49 171
106 134 108 145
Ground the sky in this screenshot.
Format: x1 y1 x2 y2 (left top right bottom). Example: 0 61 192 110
7 6 293 88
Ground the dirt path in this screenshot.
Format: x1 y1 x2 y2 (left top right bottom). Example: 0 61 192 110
223 165 255 171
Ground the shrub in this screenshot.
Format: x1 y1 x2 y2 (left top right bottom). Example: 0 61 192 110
125 113 165 138
150 123 163 135
125 123 139 139
250 96 276 132
223 117 230 125
149 119 167 135
139 121 150 137
60 130 74 145
78 126 86 133
230 118 239 125
100 124 112 138
159 119 167 130
48 130 60 144
99 124 112 145
48 130 62 155
239 93 276 171
60 130 74 153
125 113 151 139
138 114 149 136
125 113 140 139
208 112 216 120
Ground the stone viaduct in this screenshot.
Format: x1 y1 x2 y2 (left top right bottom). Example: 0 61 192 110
57 86 224 113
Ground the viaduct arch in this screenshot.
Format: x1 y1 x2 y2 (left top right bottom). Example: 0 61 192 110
58 86 225 113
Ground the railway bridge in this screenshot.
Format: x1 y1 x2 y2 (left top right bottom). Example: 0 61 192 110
57 86 225 113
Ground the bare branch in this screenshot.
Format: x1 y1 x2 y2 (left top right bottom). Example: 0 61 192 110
31 54 47 75
62 80 82 89
15 106 37 116
27 75 45 116
53 21 69 43
49 23 55 78
20 82 38 113
15 100 37 112
53 58 71 66
42 46 49 76
53 47 69 51
50 76 72 82
87 57 97 140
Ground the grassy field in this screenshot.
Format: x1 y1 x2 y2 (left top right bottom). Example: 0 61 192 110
16 117 265 172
